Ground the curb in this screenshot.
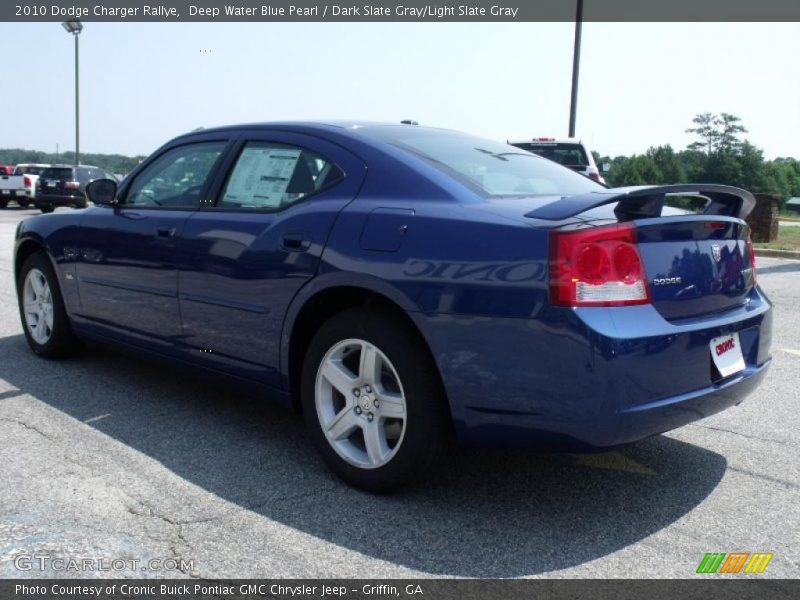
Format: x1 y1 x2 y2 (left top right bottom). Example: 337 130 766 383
754 248 800 260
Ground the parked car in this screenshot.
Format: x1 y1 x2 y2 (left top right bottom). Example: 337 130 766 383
14 122 772 491
509 137 608 184
0 169 27 208
0 165 15 175
34 165 116 213
13 163 51 205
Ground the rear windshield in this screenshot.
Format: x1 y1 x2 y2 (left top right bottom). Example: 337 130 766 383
14 165 48 176
511 142 590 168
362 127 601 197
40 168 74 180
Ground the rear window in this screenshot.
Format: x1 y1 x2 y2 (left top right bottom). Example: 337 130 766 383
14 165 47 176
76 167 104 182
512 142 590 168
40 168 74 180
363 127 601 197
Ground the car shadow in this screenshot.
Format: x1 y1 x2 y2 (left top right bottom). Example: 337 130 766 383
0 334 727 577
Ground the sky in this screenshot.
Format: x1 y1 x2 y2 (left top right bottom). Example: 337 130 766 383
2 21 798 159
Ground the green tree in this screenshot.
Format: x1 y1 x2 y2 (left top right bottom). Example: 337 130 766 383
686 112 747 155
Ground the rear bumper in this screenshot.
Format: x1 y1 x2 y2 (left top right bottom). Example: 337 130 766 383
35 193 86 207
0 189 28 198
413 287 773 449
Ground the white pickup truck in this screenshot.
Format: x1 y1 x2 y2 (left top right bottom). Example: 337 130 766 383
0 164 49 208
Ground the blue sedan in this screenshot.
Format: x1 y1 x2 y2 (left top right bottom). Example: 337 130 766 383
14 122 772 491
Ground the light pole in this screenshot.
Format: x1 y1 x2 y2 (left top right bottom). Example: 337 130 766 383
61 20 83 166
568 0 583 138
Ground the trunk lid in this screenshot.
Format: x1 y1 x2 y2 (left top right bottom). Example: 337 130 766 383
474 184 758 320
636 218 755 320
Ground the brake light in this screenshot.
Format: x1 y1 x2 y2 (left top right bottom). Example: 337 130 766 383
549 223 651 307
23 176 31 188
64 180 80 190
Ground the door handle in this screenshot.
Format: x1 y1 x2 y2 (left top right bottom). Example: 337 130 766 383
281 233 311 252
156 227 177 239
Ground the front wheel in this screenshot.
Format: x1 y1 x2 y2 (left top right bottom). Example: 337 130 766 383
18 252 79 358
301 308 449 492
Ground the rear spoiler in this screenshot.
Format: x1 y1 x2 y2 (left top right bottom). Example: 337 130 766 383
525 184 756 221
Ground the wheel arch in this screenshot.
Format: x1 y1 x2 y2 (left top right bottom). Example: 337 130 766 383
15 236 53 287
282 276 447 416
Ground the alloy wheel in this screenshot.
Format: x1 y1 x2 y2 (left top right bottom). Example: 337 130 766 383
315 338 407 469
22 268 54 344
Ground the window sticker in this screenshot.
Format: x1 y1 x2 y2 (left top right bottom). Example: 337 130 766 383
224 146 302 208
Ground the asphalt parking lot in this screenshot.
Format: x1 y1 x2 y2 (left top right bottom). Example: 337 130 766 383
0 207 798 579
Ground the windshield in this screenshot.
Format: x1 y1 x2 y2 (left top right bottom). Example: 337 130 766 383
14 165 48 176
512 142 591 168
362 127 602 197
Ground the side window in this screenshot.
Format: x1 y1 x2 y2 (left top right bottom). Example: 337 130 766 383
218 142 343 210
125 142 226 208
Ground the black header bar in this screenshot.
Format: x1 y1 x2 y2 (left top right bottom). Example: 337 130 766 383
4 0 800 22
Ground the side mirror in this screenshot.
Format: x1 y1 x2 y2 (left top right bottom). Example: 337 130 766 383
85 178 117 205
600 162 611 174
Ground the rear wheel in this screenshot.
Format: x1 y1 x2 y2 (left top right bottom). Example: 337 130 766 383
301 307 449 492
38 204 53 213
18 252 79 358
0 199 7 209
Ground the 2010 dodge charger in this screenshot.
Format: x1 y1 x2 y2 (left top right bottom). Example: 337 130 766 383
14 122 772 491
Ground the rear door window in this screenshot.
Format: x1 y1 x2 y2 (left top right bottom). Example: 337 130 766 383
217 142 343 210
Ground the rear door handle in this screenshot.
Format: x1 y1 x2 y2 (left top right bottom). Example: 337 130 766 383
281 233 311 252
156 227 177 239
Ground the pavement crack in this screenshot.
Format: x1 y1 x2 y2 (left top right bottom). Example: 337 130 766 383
728 466 800 491
0 417 55 441
689 423 793 446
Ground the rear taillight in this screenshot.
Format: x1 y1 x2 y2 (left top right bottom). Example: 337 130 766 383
64 180 80 190
23 176 31 188
549 223 651 307
746 230 757 286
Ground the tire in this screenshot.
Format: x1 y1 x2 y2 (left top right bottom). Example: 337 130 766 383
38 204 54 213
301 307 449 492
0 199 7 209
17 252 79 358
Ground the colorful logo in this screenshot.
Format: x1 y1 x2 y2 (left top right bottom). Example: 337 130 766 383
696 552 773 574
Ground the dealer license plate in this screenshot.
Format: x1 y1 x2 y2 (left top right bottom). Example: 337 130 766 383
710 333 745 378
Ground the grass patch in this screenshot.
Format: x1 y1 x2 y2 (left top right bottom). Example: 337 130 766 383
755 225 800 252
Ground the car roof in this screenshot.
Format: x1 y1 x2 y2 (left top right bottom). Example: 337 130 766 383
45 164 102 169
508 138 586 145
172 120 459 142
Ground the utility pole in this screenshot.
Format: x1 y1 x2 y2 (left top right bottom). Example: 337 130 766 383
568 0 583 138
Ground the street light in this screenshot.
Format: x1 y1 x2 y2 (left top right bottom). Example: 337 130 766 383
62 20 83 166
